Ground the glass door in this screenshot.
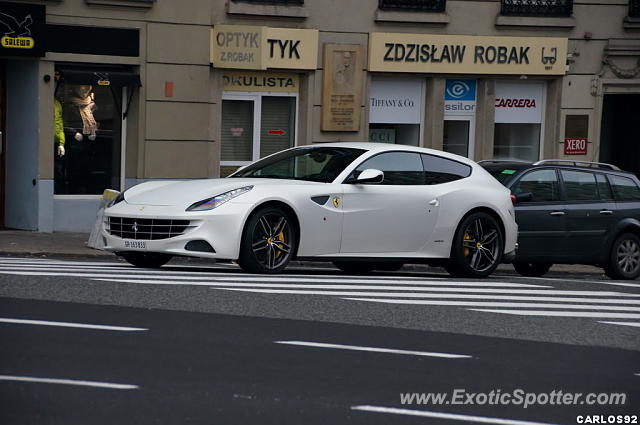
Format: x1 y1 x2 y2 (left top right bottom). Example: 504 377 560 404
443 116 475 159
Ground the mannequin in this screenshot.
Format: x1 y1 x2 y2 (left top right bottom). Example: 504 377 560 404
68 85 98 141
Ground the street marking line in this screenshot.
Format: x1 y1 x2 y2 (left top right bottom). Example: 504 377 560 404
469 309 640 319
333 300 640 311
0 375 138 390
505 274 640 288
598 321 640 328
90 278 548 290
275 341 471 359
214 287 635 297
351 405 557 425
0 318 147 332
343 296 640 305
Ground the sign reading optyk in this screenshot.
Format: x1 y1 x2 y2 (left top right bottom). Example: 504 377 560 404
211 25 318 70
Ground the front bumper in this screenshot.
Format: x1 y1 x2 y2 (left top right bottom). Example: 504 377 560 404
101 202 250 260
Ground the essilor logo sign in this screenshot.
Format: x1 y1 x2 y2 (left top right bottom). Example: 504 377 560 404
446 81 470 99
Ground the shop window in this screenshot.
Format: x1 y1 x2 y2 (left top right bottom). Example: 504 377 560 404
54 83 122 195
221 93 296 177
369 77 424 147
443 120 470 157
494 81 544 162
443 79 476 158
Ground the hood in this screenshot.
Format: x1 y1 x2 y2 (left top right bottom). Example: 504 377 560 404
124 178 315 206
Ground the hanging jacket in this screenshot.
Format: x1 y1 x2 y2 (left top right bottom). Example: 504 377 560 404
54 99 65 146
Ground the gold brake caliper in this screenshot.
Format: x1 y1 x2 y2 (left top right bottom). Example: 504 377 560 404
464 233 472 257
274 232 285 258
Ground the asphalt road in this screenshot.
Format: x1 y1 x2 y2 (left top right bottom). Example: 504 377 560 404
0 256 639 424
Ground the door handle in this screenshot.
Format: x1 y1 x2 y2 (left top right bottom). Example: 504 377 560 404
428 199 439 207
549 211 565 216
599 210 613 215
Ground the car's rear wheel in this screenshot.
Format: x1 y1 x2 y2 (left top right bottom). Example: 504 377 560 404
513 262 552 277
604 232 640 280
238 206 297 274
446 212 503 278
120 252 172 268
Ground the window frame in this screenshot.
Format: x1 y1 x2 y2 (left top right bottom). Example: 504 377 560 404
220 91 299 169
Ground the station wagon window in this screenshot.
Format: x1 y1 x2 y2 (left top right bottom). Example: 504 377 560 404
421 154 471 185
353 152 424 185
609 175 640 201
595 174 614 201
512 169 559 202
561 170 599 201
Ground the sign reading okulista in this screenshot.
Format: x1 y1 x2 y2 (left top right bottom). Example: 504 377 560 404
211 25 318 70
223 71 299 93
369 33 568 75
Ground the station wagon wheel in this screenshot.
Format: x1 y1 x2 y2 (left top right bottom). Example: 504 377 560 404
604 233 640 280
446 212 503 278
239 206 297 274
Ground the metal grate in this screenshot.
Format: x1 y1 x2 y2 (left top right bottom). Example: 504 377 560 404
630 0 640 17
501 0 573 17
106 217 192 240
379 0 446 12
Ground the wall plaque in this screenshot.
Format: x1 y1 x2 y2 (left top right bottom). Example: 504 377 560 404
321 44 363 132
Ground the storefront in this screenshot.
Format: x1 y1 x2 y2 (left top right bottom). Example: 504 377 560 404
211 25 318 176
367 32 568 161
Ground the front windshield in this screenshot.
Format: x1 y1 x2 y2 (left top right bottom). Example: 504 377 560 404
230 147 367 183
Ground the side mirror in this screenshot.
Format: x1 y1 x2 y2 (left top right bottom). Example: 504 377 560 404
356 168 384 184
514 192 533 204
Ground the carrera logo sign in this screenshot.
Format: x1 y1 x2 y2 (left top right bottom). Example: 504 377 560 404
495 98 537 108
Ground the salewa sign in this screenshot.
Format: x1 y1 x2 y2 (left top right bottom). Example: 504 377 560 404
369 33 567 75
211 25 318 70
0 1 45 57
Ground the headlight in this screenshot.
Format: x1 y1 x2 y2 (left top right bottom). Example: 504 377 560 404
186 186 253 212
107 191 125 208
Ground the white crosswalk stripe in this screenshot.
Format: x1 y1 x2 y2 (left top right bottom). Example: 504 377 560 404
1 258 639 328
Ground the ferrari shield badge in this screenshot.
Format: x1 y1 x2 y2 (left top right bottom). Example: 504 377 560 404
332 196 341 208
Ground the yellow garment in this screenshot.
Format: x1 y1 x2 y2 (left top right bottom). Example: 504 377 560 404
54 99 65 146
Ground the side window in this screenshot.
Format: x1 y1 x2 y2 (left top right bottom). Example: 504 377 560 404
560 170 599 202
595 174 614 201
512 169 560 202
609 175 640 201
354 152 424 185
421 154 471 185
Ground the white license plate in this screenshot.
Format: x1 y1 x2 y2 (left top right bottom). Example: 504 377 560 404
123 240 147 249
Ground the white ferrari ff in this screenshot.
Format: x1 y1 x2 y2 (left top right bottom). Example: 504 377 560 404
102 143 517 277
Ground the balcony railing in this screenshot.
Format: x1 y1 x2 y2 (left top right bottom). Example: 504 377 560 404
231 0 303 4
379 0 446 13
501 0 573 17
630 0 640 17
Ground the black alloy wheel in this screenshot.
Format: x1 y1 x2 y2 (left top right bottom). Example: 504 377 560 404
446 212 503 278
239 206 297 274
513 262 553 277
120 252 173 268
604 233 640 280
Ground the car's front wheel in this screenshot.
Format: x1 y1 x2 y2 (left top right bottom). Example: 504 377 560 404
604 232 640 280
513 262 552 277
120 252 172 268
446 212 503 278
238 206 297 274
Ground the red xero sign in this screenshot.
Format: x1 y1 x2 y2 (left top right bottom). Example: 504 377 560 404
564 138 588 155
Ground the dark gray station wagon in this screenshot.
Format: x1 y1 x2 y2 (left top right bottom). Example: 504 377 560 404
481 160 640 280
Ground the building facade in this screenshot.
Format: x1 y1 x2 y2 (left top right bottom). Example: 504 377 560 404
0 0 639 232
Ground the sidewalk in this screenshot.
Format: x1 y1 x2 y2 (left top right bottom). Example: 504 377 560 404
0 229 607 277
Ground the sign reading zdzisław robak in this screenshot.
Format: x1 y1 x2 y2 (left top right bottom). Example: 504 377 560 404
369 33 568 75
211 25 318 70
0 1 45 57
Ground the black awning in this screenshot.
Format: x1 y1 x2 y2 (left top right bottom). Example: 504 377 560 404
57 68 141 87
